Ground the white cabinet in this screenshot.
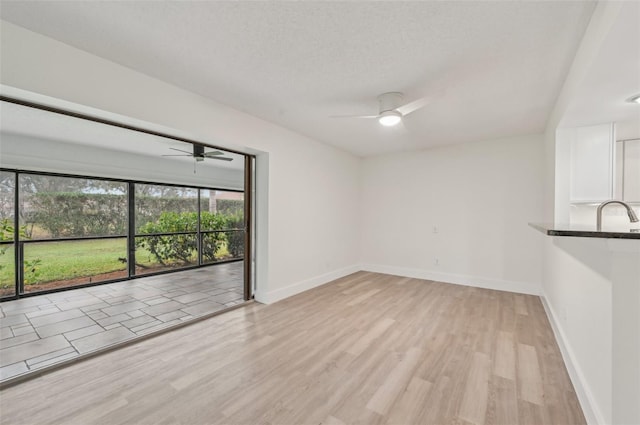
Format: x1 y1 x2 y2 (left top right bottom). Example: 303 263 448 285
616 138 640 202
569 123 615 202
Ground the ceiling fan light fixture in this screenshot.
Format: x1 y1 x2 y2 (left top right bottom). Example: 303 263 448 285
627 94 640 104
378 110 402 127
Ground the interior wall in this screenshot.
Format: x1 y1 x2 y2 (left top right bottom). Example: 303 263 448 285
541 237 613 424
0 21 362 303
360 134 544 294
540 3 634 424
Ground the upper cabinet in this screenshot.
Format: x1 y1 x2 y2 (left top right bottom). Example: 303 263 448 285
616 138 640 202
569 123 615 203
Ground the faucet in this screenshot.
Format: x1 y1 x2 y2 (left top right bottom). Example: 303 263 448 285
596 200 639 231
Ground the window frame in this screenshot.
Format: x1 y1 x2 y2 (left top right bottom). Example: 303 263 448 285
1 168 246 299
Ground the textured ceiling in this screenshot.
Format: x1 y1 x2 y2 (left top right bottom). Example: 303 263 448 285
0 1 596 157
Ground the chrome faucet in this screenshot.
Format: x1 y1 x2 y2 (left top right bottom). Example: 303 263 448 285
596 200 639 230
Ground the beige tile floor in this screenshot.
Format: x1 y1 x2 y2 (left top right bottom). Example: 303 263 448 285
0 262 245 382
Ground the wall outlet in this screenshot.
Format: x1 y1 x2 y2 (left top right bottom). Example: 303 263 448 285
432 226 438 234
434 257 439 266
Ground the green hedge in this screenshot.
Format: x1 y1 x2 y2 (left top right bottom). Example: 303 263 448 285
216 199 243 215
24 192 224 238
29 192 127 237
136 211 244 265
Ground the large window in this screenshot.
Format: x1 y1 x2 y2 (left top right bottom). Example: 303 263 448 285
0 169 245 299
16 174 128 294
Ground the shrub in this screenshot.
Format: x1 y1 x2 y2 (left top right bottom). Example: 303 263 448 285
0 219 40 283
135 195 204 229
135 211 244 265
225 213 245 258
136 212 199 266
0 218 22 241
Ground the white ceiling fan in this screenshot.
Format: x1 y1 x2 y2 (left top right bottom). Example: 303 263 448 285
331 92 430 127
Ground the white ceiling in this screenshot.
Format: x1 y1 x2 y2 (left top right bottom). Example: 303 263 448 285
0 1 596 157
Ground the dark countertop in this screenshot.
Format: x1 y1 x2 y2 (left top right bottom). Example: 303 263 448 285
529 222 640 239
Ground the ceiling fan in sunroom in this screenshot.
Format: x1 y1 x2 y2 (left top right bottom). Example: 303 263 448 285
162 145 233 162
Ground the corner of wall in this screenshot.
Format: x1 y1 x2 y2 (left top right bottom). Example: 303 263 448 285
253 264 361 304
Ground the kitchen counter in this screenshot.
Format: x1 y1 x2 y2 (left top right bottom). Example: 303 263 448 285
529 222 640 239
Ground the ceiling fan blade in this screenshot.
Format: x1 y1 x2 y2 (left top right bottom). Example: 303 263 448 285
202 151 224 157
329 115 379 119
162 154 190 157
396 96 430 116
208 156 233 162
169 147 193 155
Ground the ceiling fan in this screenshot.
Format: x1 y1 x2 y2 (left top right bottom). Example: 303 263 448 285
331 92 430 126
162 145 233 162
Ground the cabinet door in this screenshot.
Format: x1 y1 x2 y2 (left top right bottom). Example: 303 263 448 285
570 123 615 202
622 139 640 202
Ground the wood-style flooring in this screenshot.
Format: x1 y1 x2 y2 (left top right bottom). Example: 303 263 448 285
0 272 585 425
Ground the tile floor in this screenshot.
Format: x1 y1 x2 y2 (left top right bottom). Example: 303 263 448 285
0 261 245 382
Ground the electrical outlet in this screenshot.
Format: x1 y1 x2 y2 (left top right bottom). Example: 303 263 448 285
433 226 438 234
434 257 439 266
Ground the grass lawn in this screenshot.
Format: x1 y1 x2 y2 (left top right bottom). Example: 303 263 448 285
22 238 128 285
0 245 16 290
0 237 233 289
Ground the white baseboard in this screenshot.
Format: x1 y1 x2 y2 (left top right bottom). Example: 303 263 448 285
256 263 540 304
254 264 360 304
360 263 540 295
540 294 605 425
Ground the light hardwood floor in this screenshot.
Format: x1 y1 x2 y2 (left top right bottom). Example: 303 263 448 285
0 272 585 425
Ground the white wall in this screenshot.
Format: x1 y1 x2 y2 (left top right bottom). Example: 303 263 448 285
0 21 362 303
541 2 640 424
360 134 544 295
541 237 613 424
